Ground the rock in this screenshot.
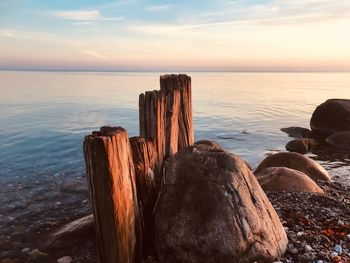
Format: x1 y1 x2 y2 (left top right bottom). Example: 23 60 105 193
57 256 72 263
60 180 87 194
305 244 313 252
255 167 324 193
21 247 30 253
310 99 350 138
325 131 350 150
334 245 343 254
155 144 288 263
46 214 94 248
255 152 331 182
285 138 317 154
28 249 48 258
281 127 313 138
194 140 223 150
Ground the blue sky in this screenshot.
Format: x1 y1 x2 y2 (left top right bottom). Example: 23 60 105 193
1 0 350 70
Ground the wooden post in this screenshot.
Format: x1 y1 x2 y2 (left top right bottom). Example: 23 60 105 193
139 74 194 186
176 74 194 149
83 126 142 263
129 136 157 256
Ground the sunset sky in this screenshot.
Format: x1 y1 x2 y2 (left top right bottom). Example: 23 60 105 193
1 0 350 71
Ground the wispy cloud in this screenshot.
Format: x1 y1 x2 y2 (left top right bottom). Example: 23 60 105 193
81 50 109 60
53 9 122 22
146 5 171 12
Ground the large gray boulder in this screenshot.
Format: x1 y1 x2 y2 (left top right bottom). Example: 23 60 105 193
310 99 350 138
155 145 288 263
255 152 331 182
326 131 350 151
255 167 324 193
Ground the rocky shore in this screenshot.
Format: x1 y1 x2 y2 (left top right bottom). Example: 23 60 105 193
2 96 350 263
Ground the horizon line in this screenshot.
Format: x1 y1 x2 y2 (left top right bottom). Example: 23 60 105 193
1 68 350 73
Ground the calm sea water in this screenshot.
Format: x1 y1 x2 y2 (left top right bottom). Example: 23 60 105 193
0 71 350 255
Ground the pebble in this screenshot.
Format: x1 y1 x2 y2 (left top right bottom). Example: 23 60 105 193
21 247 30 253
304 244 313 252
297 231 304 237
57 256 73 263
331 252 338 258
334 244 343 254
316 261 323 263
28 249 48 257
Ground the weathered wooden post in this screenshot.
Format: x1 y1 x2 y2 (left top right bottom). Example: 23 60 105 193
129 136 157 256
139 74 194 188
83 74 194 262
83 126 142 263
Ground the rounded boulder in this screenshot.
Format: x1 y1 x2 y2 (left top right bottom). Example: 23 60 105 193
326 131 350 151
255 167 324 193
310 99 350 138
255 152 331 182
155 145 288 263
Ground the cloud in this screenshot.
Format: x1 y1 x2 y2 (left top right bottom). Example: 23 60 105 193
146 5 171 12
53 9 122 22
81 50 109 60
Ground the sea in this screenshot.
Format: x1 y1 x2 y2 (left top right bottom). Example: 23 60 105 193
0 71 349 256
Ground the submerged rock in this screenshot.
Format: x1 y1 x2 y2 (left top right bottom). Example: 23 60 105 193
281 127 313 138
255 152 331 182
310 99 350 138
325 131 350 151
155 144 288 263
46 214 94 248
285 138 317 154
255 167 324 193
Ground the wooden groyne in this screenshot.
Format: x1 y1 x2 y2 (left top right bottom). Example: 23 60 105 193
83 74 193 262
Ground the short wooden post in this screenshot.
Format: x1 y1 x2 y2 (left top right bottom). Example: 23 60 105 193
83 126 142 263
129 136 157 256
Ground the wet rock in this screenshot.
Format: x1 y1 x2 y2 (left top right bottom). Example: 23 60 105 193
310 99 350 138
285 138 317 154
281 127 313 138
255 152 331 182
155 144 288 263
325 131 350 151
194 140 223 150
60 180 87 194
57 256 73 263
255 167 324 193
28 248 48 258
46 214 94 248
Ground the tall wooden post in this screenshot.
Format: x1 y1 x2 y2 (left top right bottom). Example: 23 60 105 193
83 126 142 263
139 74 194 188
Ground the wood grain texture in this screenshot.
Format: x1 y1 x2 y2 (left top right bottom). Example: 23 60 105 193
83 126 142 263
129 136 157 257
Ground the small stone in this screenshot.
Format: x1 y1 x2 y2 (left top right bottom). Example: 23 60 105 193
28 249 48 257
334 244 343 254
331 252 338 258
316 260 323 263
21 247 30 253
297 231 304 237
55 202 62 206
346 234 350 241
57 256 72 263
304 244 313 252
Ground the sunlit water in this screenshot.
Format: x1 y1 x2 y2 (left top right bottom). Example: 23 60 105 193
0 71 349 256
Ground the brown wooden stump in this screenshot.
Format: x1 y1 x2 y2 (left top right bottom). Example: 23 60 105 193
83 126 142 263
129 136 157 257
139 74 194 188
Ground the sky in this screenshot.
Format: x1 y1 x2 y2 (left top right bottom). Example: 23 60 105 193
1 0 350 71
